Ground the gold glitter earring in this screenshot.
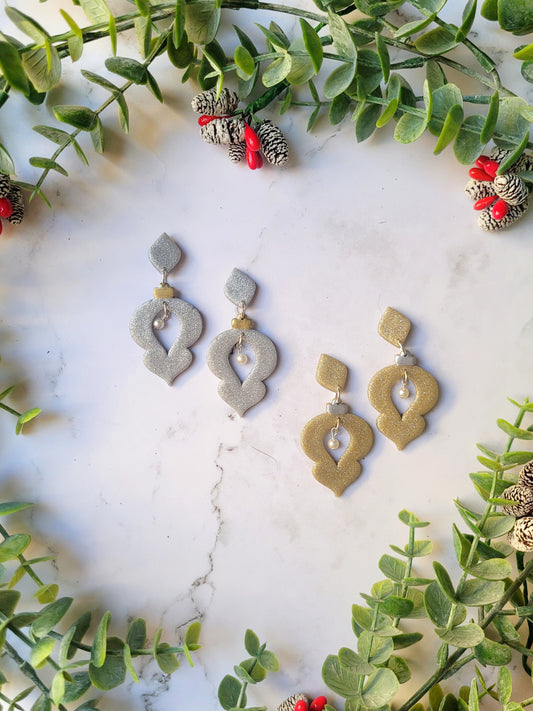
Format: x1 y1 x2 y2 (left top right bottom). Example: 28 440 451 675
301 354 373 496
368 307 439 450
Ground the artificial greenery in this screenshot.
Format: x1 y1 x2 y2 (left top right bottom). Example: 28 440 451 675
0 0 532 208
218 629 281 711
318 397 533 711
0 504 201 710
0 361 40 435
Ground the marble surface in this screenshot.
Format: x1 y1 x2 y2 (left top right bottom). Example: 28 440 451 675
1 1 533 709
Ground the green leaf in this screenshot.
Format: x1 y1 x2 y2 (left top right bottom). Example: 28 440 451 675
338 646 376 674
329 93 352 125
234 45 255 77
436 623 485 648
300 19 323 74
35 583 59 604
394 98 428 143
479 91 500 143
65 611 91 660
493 99 530 150
474 637 512 666
15 407 41 434
521 60 533 83
359 631 394 664
155 642 179 674
324 61 357 99
0 534 31 562
262 53 292 87
497 667 512 705
497 131 529 172
356 49 382 99
376 74 401 128
322 655 360 698
31 694 51 711
123 643 139 682
0 501 33 516
380 596 414 617
457 579 505 606
498 0 533 34
328 10 357 59
361 667 399 708
356 101 381 142
173 0 185 48
387 655 411 683
127 618 146 652
287 37 316 84
168 30 194 68
492 613 520 643
0 589 20 616
5 7 48 43
481 0 498 20
379 554 407 582
185 0 221 44
78 0 111 23
91 611 111 667
218 675 244 710
0 143 13 174
453 114 485 164
410 540 433 557
424 581 466 628
455 0 477 42
405 589 427 618
146 71 163 103
51 671 65 706
62 672 91 703
514 43 533 60
53 105 98 131
0 42 30 95
467 559 512 580
428 83 463 136
433 104 463 154
105 57 147 84
22 46 61 92
29 157 68 176
501 451 533 465
258 649 279 672
415 27 459 55
32 597 73 639
433 562 456 600
480 513 515 538
184 621 201 646
429 684 444 711
89 637 126 690
133 0 150 16
30 637 56 668
392 632 423 649
307 105 320 131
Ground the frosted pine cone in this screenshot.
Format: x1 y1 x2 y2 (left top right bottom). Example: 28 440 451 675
509 516 533 551
7 184 24 225
199 117 246 145
191 88 239 116
256 120 289 166
228 143 246 163
518 461 533 487
0 172 10 198
500 484 533 517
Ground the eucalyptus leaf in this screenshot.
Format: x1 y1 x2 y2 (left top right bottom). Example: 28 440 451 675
356 102 381 142
78 0 111 23
322 654 360 698
493 99 530 150
497 666 512 706
424 581 466 627
392 632 423 649
387 655 411 683
89 637 126 690
53 105 98 131
62 672 92 704
323 61 357 99
358 631 394 664
32 597 73 639
433 104 463 154
262 53 292 87
376 74 400 128
5 7 49 44
474 637 512 666
0 534 31 562
328 11 357 59
456 578 505 606
338 647 376 674
218 675 244 711
378 554 407 582
0 42 30 95
184 1 221 45
467 558 512 580
0 589 21 616
105 57 147 84
329 93 352 125
300 19 323 74
234 45 255 77
91 610 111 667
361 667 399 708
287 37 316 84
22 46 61 92
453 114 485 164
29 157 68 176
480 513 515 538
30 637 56 668
436 623 485 648
433 562 456 601
415 27 459 55
498 0 533 34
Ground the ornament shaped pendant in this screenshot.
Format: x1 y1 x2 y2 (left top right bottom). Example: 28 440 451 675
206 269 277 416
301 354 373 496
368 307 439 449
130 234 203 384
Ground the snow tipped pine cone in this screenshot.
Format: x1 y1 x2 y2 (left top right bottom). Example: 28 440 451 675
199 117 246 145
256 120 289 166
509 516 533 552
518 460 533 487
500 483 533 517
0 172 10 199
276 694 309 711
191 87 240 116
228 142 246 163
7 185 24 225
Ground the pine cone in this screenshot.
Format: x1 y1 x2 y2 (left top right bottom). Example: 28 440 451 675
228 143 246 163
191 88 239 116
200 117 245 145
0 172 10 198
7 185 24 225
256 120 288 166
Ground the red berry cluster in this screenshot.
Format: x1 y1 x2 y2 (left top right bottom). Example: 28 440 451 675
468 155 509 221
244 124 262 170
295 696 328 711
0 196 13 234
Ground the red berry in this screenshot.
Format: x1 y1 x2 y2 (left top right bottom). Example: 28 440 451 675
198 115 216 126
473 195 497 210
482 159 500 178
475 155 490 168
0 197 13 218
294 702 309 711
469 168 493 182
492 198 509 220
310 697 328 711
0 221 3 235
246 146 263 170
244 124 261 152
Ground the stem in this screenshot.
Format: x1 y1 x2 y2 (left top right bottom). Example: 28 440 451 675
0 522 44 588
0 402 21 417
3 640 68 710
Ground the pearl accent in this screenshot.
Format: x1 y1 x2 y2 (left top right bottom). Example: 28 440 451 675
398 386 410 399
153 317 165 330
236 352 248 365
327 438 340 450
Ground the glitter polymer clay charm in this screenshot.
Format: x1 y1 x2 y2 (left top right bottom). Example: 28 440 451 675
301 354 373 496
206 269 277 416
130 234 203 384
368 308 438 450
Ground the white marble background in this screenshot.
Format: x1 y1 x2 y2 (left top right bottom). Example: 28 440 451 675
1 1 533 709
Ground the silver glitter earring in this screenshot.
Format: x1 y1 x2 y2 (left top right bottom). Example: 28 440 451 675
130 233 203 384
206 268 277 416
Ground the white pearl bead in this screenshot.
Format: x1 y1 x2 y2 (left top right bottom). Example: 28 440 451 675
236 353 248 364
153 318 165 330
327 438 340 450
398 386 410 399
